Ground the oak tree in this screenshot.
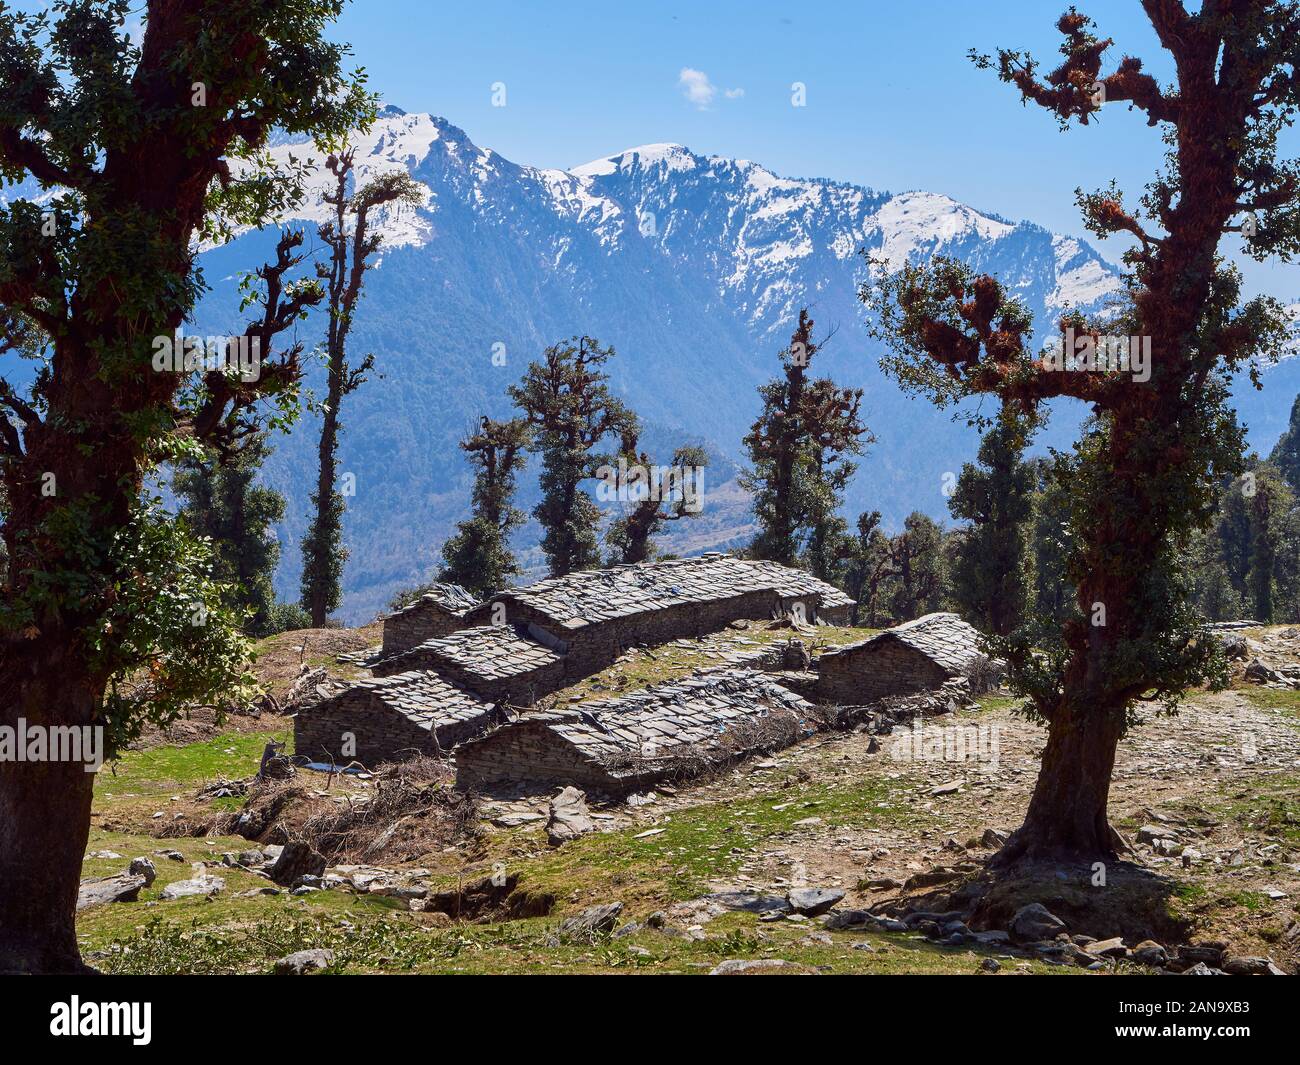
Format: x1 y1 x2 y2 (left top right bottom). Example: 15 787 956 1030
865 3 1300 863
0 0 371 972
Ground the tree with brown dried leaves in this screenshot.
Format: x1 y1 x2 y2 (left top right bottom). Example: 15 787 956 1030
866 2 1300 865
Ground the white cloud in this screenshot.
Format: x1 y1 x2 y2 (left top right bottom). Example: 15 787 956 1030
679 68 715 108
678 68 743 109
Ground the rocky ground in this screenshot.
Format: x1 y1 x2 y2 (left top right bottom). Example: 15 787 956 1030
73 622 1300 975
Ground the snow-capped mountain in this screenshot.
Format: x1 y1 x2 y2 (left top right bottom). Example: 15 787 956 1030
16 107 1299 620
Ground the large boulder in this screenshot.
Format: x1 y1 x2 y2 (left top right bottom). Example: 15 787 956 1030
1008 903 1067 944
269 841 327 887
546 786 594 847
77 873 148 910
1244 658 1282 685
787 887 845 917
160 873 225 900
551 902 624 942
273 948 336 975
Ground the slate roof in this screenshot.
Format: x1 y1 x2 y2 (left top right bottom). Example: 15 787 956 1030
343 669 494 731
463 669 815 766
379 625 563 681
385 582 480 620
818 612 986 675
480 553 853 631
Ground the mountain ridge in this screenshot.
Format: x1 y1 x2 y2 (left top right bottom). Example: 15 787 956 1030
10 108 1298 623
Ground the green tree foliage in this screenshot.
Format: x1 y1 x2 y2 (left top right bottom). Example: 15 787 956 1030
742 308 870 568
301 150 423 625
1268 393 1300 492
509 336 635 576
1024 455 1077 628
839 511 894 626
174 435 290 636
887 511 948 622
947 411 1035 635
1190 459 1300 623
604 424 708 565
438 416 532 597
0 0 372 972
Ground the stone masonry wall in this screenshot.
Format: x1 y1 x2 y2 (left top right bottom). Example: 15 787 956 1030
295 691 438 765
816 641 949 705
455 722 613 792
381 602 464 655
555 589 788 682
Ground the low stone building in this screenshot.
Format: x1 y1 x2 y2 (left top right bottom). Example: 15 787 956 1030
460 553 854 683
814 612 995 706
294 670 502 766
371 624 566 705
308 556 858 769
379 583 480 656
454 669 819 795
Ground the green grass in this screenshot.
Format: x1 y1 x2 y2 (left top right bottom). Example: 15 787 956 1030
496 773 928 909
93 903 1073 975
94 728 290 820
1235 685 1300 717
1214 774 1300 846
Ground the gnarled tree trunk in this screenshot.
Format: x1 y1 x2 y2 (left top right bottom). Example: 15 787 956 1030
0 656 100 973
994 699 1125 865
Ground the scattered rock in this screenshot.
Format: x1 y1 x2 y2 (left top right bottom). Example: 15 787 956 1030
1131 941 1168 967
160 874 225 900
709 958 817 975
1136 824 1180 845
127 857 157 885
272 948 336 975
546 786 595 847
1182 962 1225 975
1222 955 1275 976
980 957 1000 973
1179 943 1225 968
787 887 844 917
268 841 327 887
76 871 150 910
980 828 1009 849
1084 937 1128 960
701 890 792 915
1244 658 1283 685
1009 903 1067 944
553 903 623 942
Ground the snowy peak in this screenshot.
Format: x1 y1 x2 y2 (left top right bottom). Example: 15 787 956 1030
243 110 1123 326
571 142 700 177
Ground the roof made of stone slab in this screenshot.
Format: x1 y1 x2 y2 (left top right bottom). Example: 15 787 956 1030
380 625 563 681
463 669 814 764
818 612 986 675
340 669 493 730
384 582 480 621
483 554 853 630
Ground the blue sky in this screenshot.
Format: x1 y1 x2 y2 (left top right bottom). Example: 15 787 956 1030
333 0 1299 299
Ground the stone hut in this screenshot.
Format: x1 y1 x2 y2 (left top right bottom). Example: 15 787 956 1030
371 624 566 705
460 553 854 683
294 670 501 766
380 582 480 656
815 612 994 706
455 669 819 795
